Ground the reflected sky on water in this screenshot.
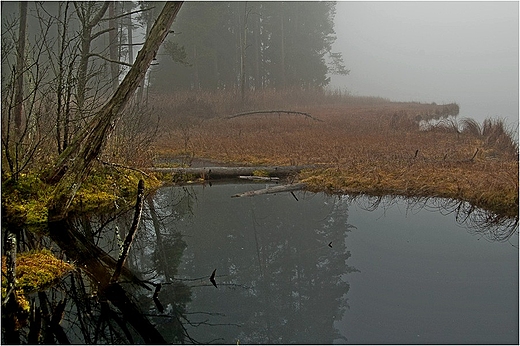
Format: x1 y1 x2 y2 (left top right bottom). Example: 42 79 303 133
146 184 518 344
5 183 516 344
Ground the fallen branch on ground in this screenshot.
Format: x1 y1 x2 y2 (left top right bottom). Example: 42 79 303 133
226 110 323 122
98 159 151 178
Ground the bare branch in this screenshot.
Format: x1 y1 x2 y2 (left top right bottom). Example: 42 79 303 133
101 6 155 22
88 52 133 67
90 26 114 40
89 1 110 28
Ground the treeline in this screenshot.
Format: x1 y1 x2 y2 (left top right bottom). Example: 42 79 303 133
1 1 347 185
151 1 348 93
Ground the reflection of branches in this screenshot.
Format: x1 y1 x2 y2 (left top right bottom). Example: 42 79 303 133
414 197 518 244
350 194 518 243
184 318 241 328
3 190 202 344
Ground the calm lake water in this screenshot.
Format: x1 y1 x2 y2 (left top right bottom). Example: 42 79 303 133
5 183 518 344
132 183 518 344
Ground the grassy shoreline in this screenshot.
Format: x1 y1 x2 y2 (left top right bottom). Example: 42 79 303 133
153 95 518 218
2 91 517 224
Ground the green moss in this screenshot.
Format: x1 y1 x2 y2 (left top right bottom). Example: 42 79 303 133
2 249 74 312
2 167 163 225
2 174 53 226
14 250 74 292
252 169 270 177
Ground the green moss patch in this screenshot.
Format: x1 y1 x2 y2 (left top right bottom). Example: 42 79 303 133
2 249 74 312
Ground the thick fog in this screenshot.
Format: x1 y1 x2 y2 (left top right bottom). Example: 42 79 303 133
331 1 519 125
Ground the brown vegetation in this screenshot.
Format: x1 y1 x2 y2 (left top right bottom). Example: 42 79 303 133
152 89 518 218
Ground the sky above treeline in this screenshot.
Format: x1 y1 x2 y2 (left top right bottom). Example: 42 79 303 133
330 1 519 125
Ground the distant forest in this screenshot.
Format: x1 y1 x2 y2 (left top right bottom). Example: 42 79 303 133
1 2 347 106
152 1 349 92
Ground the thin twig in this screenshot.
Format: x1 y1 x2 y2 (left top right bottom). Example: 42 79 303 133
98 158 151 177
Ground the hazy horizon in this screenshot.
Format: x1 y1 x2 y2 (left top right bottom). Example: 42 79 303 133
330 1 519 126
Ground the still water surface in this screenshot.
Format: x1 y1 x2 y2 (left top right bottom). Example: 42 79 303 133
9 183 516 344
142 183 518 344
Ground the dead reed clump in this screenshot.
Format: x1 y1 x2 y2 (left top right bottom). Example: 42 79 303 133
481 118 519 159
460 118 481 137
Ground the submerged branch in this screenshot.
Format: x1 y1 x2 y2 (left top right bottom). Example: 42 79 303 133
111 179 145 284
232 183 307 198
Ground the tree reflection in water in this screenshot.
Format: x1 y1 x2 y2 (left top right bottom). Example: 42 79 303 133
2 184 517 344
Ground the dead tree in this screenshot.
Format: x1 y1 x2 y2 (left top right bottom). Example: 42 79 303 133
44 2 184 220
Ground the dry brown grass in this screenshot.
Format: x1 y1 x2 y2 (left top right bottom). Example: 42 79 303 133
151 90 518 217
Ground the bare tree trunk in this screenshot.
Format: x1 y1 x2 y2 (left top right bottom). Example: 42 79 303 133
56 2 72 154
14 1 27 138
253 6 261 90
75 2 110 111
193 45 199 89
136 2 154 106
45 2 184 220
109 1 119 92
125 2 134 64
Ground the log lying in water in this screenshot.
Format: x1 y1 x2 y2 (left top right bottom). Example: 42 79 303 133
232 183 307 198
238 175 279 181
150 165 314 180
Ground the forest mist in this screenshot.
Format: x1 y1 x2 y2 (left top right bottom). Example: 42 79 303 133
330 1 519 126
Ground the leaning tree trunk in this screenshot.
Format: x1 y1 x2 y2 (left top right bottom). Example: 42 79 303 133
45 2 184 220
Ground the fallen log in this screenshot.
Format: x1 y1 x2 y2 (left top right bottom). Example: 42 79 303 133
238 175 279 181
226 110 323 122
232 183 307 198
150 165 314 180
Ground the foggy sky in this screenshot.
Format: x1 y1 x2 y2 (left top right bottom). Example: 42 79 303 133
330 1 519 125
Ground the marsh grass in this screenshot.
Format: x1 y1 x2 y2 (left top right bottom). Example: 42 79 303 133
152 89 517 217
